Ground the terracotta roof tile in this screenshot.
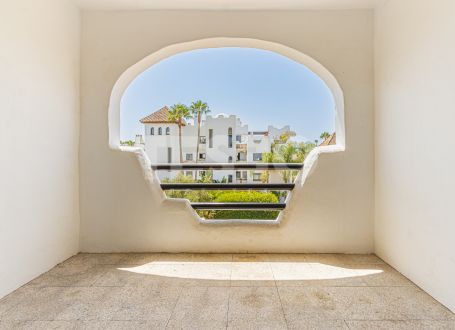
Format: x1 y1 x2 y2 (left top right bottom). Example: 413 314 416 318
139 106 183 124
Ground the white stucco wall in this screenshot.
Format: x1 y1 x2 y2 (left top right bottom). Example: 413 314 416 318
374 0 455 312
80 10 374 253
0 0 80 298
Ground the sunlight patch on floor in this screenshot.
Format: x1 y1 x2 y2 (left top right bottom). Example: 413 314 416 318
117 261 382 281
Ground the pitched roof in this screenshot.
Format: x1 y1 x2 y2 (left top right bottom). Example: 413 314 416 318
139 106 185 125
320 132 336 146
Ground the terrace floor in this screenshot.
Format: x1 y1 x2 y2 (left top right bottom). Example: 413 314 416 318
0 253 454 330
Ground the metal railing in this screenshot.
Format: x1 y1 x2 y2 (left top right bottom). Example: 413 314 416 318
153 163 302 213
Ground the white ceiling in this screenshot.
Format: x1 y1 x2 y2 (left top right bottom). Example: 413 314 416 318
75 0 383 10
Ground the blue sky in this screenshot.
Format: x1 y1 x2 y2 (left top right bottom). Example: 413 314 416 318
121 47 335 142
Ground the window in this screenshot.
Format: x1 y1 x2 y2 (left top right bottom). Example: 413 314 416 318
236 171 247 180
199 170 206 177
185 171 193 177
186 153 193 161
167 147 172 163
199 136 206 144
158 127 162 135
253 172 261 181
228 127 233 148
237 152 246 161
236 135 242 142
165 127 170 135
228 156 233 163
228 175 233 183
199 153 206 160
150 127 154 135
253 153 263 161
208 129 213 148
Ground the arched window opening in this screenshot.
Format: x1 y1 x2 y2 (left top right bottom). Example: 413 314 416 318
150 127 154 135
115 39 344 223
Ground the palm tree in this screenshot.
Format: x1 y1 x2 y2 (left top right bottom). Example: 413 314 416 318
168 103 192 163
320 131 331 142
189 100 210 163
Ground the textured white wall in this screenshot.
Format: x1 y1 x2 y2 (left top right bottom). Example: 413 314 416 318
0 0 80 298
375 0 455 312
80 10 374 253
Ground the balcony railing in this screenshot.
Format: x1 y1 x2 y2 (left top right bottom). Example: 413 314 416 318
152 163 303 216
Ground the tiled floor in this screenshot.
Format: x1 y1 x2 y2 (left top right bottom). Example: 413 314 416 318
0 254 453 329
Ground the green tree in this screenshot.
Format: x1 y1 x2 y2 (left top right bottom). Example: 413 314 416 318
261 152 275 183
189 100 210 163
168 103 192 163
320 131 331 141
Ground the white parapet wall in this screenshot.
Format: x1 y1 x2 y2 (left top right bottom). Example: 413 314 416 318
80 10 374 253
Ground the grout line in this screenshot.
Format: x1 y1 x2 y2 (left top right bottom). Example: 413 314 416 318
164 287 183 329
270 262 289 330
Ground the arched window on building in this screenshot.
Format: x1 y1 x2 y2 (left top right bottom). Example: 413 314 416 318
165 127 170 135
150 127 154 135
158 127 162 135
228 127 233 148
228 156 233 163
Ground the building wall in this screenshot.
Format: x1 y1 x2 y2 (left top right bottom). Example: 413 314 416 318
374 0 455 312
0 0 80 298
80 10 374 253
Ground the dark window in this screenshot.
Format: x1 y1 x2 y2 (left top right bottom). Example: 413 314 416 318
209 129 213 148
199 136 206 144
228 175 233 183
165 127 170 135
236 135 241 142
158 127 162 135
199 153 206 160
228 156 233 163
253 153 263 161
151 127 154 135
228 127 233 148
167 147 172 163
186 153 193 161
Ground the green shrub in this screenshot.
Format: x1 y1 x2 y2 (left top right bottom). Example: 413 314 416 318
214 191 278 203
204 210 280 220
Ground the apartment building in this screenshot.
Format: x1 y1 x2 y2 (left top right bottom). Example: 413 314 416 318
139 106 292 182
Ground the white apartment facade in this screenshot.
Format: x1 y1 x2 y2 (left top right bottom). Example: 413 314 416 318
139 106 292 183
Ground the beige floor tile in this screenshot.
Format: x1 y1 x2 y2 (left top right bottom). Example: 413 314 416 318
271 261 367 287
27 264 106 288
116 253 163 265
358 263 416 287
1 287 109 321
75 320 164 329
370 286 455 321
346 320 455 330
232 254 270 262
230 262 275 287
0 321 77 330
278 286 343 321
65 254 126 266
95 286 181 323
227 287 287 330
166 286 229 330
287 319 349 330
